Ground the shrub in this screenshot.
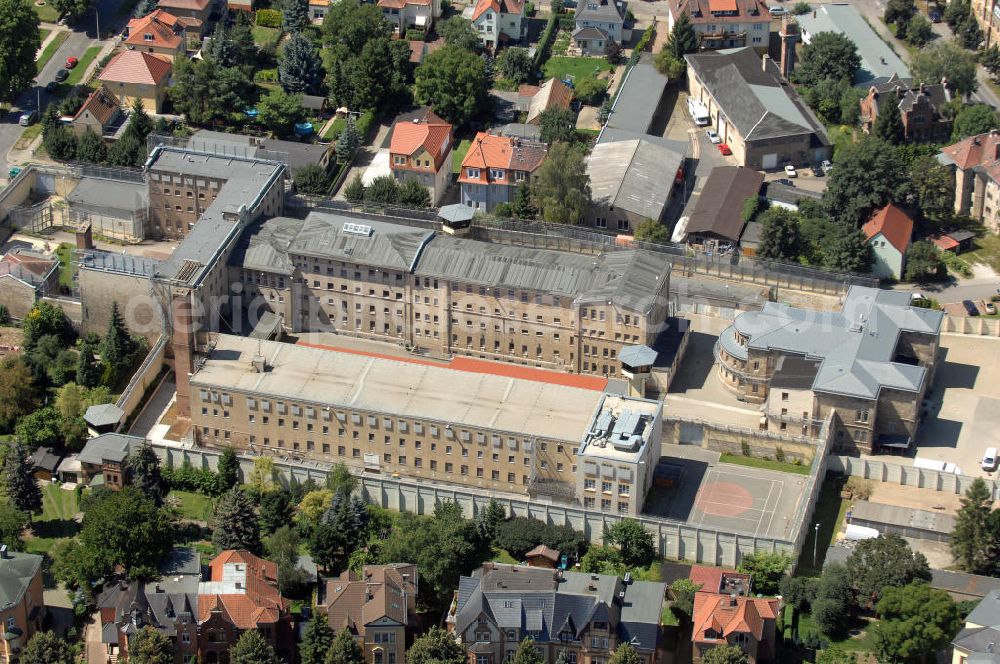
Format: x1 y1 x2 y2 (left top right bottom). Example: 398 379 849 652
844 476 873 500
558 16 576 29
534 14 558 68
405 27 426 40
741 441 752 457
162 463 224 496
525 1 534 15
356 109 376 140
774 446 785 463
574 77 607 105
256 8 282 27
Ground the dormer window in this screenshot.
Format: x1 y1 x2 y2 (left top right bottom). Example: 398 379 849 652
490 168 504 180
466 167 481 178
144 33 154 41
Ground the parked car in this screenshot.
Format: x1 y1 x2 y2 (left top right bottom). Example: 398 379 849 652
706 129 721 144
45 81 58 93
65 56 78 69
821 159 833 174
983 447 998 472
775 178 794 186
811 163 824 176
963 299 979 316
929 8 941 22
717 143 732 156
769 5 786 16
18 110 36 126
54 68 69 82
784 164 797 177
985 300 997 315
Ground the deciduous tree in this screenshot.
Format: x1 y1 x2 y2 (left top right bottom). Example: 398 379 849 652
822 136 909 226
437 16 480 51
609 643 642 664
497 47 533 84
534 142 590 224
634 218 669 243
80 487 174 580
539 106 577 144
76 129 108 163
0 357 40 432
736 552 790 596
904 240 947 282
232 629 281 664
912 40 978 96
757 208 802 261
811 563 854 637
511 638 544 664
19 632 74 664
407 627 467 664
414 45 489 125
952 103 999 140
258 89 306 137
604 518 655 568
128 626 174 664
846 534 931 607
701 645 748 664
793 32 861 86
398 179 431 208
873 582 961 663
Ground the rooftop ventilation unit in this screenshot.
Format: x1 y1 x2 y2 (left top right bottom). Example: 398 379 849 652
343 222 374 237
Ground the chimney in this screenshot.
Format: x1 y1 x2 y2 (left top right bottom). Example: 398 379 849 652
76 223 94 250
0 545 7 559
729 593 738 607
171 293 196 419
251 355 266 373
779 17 798 79
761 54 770 72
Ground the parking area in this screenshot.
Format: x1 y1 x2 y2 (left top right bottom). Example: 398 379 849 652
908 334 1000 477
942 299 997 317
644 446 808 540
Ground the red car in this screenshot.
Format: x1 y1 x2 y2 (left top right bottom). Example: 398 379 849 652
717 143 732 156
65 56 78 69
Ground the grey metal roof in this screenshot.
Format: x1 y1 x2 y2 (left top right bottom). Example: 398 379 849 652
438 204 475 224
728 286 944 400
494 123 543 141
78 433 142 465
27 446 62 473
574 0 624 25
796 4 911 87
764 182 822 208
619 344 657 367
256 138 332 174
572 26 610 40
685 166 763 242
954 626 1000 655
0 551 42 610
685 48 830 145
769 355 820 390
249 311 282 340
931 569 1000 599
67 177 148 212
84 403 125 428
965 590 1000 629
740 221 762 248
849 499 956 533
78 250 161 278
587 138 683 222
607 63 668 135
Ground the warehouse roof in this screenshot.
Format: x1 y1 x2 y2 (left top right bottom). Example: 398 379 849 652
587 138 683 222
606 62 668 135
849 499 955 533
685 166 763 242
191 335 607 442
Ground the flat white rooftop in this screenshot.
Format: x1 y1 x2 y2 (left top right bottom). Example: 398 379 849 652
579 394 660 463
192 335 606 441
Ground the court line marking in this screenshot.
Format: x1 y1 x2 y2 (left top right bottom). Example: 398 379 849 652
754 479 777 538
764 479 783 537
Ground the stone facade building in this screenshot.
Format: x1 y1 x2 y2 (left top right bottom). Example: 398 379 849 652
0 549 44 664
714 287 942 454
939 131 1000 233
859 81 952 144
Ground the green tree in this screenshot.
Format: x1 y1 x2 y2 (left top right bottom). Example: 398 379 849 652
309 491 369 572
398 179 431 208
846 534 931 608
0 501 28 550
701 645 749 664
0 357 40 432
213 488 262 553
217 446 240 490
634 218 669 243
905 13 934 46
823 223 874 273
126 96 154 141
23 301 74 351
80 487 174 580
133 0 157 16
669 578 703 622
911 154 955 224
884 0 916 32
283 0 309 31
757 207 802 260
580 544 625 576
335 119 361 164
511 638 543 664
3 444 41 515
127 441 166 506
280 31 324 94
983 44 1000 79
779 575 816 613
14 407 62 448
573 77 607 105
872 582 961 664
106 131 143 168
42 108 79 161
945 0 970 27
265 524 311 595
475 500 506 542
822 136 909 226
18 631 74 664
0 0 40 102
170 58 252 126
539 106 577 144
258 89 306 137
873 101 905 145
407 627 468 664
603 518 655 568
364 174 400 205
511 182 538 219
736 552 790 596
666 11 697 59
259 490 294 535
609 644 641 664
816 645 858 664
344 174 366 202
76 346 101 390
812 563 856 637
534 141 590 224
437 16 480 51
912 40 978 96
956 12 983 50
793 31 861 86
952 103 999 140
76 128 108 163
295 165 330 196
128 625 174 664
904 240 947 282
300 613 336 664
327 627 365 664
326 462 358 497
322 0 389 63
101 302 137 386
497 47 533 83
232 629 281 664
951 478 997 574
414 45 489 125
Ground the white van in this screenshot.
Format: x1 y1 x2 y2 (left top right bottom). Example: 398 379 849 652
913 457 963 475
983 447 998 472
687 97 710 126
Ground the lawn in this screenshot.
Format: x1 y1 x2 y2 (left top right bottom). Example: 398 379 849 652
39 28 50 44
25 483 81 555
543 56 614 86
795 474 850 576
963 232 1000 275
551 28 572 56
28 0 61 24
719 453 811 476
167 490 214 522
796 610 878 653
452 138 472 174
14 123 43 151
322 116 346 142
65 44 101 86
490 547 518 564
252 26 282 50
36 30 69 73
55 243 76 289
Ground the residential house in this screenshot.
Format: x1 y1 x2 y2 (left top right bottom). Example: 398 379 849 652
973 0 1000 50
458 131 546 211
715 287 943 454
939 131 1000 233
952 588 1000 664
323 564 419 664
796 4 911 87
378 0 440 34
308 0 329 21
861 203 913 280
667 0 771 52
586 137 684 232
0 548 44 664
388 108 454 206
407 37 445 64
0 249 59 320
27 447 62 482
124 9 188 61
157 0 214 34
197 550 295 663
520 78 573 125
571 0 628 55
860 81 952 143
77 432 138 488
692 591 779 664
99 50 173 114
448 563 665 664
685 47 831 169
688 566 752 594
72 84 123 138
682 166 763 250
524 545 560 569
467 0 524 49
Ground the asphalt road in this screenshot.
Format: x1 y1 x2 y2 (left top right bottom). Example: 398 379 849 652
0 0 123 173
895 276 1000 305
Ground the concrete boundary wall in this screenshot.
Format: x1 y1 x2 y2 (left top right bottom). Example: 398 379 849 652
115 335 167 424
828 456 1000 500
943 316 1000 337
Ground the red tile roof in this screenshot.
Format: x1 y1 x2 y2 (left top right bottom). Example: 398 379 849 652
862 203 914 254
942 131 1000 171
379 0 431 7
198 550 289 630
931 234 958 251
156 0 212 10
390 109 452 170
688 566 724 593
458 132 547 184
125 9 184 50
692 592 778 646
73 84 121 125
525 544 560 562
472 0 524 21
99 50 173 86
673 0 769 24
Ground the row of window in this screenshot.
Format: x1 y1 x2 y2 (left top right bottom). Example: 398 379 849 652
583 496 631 514
582 479 631 496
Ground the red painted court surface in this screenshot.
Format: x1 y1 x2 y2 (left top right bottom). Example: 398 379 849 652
296 341 609 391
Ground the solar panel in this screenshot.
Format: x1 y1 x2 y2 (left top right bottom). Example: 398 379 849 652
342 222 373 237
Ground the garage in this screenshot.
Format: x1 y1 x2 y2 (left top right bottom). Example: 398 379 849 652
761 154 778 170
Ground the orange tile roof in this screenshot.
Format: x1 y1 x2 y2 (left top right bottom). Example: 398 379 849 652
458 132 547 183
125 9 184 50
379 0 431 7
692 592 779 647
472 0 523 20
157 0 211 10
942 131 1000 170
99 50 173 86
74 84 121 125
198 550 289 630
525 78 573 124
295 341 608 391
862 203 913 254
390 110 453 169
525 544 560 561
688 566 724 593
